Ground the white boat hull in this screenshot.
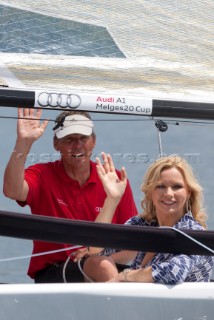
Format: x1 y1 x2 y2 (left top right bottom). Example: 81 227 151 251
0 282 213 320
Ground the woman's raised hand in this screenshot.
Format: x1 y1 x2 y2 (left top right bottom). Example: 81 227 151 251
96 152 127 201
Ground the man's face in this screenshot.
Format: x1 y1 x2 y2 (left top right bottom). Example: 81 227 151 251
54 133 96 165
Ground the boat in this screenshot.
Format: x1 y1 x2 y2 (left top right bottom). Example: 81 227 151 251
0 211 214 320
1 282 214 320
0 212 214 319
0 1 214 319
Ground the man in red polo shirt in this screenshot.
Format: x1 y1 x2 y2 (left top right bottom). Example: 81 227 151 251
3 108 138 283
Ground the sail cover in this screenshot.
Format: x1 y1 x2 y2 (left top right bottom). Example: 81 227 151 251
0 0 213 104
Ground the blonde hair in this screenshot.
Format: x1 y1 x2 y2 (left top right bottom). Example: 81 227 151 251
141 155 207 228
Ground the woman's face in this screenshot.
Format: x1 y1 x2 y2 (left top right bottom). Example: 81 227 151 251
151 167 190 226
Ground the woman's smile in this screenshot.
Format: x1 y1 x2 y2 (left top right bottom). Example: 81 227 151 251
151 167 190 226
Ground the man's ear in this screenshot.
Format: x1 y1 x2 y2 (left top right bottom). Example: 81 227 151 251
92 135 96 148
53 137 60 151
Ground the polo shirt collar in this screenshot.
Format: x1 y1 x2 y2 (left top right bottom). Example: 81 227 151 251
56 159 97 185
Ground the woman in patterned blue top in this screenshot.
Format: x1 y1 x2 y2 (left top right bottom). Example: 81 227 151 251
83 153 214 284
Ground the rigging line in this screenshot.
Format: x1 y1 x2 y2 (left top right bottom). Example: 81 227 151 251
155 120 168 157
0 116 53 122
156 119 214 126
151 118 214 127
1 114 214 126
0 244 83 263
163 120 214 127
157 130 163 157
160 226 214 255
0 115 152 123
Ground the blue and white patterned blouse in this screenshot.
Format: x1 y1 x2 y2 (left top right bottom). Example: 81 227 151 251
102 212 214 284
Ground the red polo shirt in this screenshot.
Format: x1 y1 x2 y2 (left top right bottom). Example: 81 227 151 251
18 160 137 278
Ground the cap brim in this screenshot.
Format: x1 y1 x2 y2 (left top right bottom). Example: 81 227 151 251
55 125 92 138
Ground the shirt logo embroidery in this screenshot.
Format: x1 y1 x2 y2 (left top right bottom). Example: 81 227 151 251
57 198 68 206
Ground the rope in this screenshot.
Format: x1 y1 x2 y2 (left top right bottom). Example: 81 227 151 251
63 253 95 283
62 251 74 283
160 226 214 255
0 245 83 262
77 259 94 283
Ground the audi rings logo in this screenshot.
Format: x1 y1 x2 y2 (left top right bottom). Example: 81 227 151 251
37 92 81 109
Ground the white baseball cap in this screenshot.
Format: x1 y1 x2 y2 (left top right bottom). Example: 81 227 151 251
54 115 94 138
